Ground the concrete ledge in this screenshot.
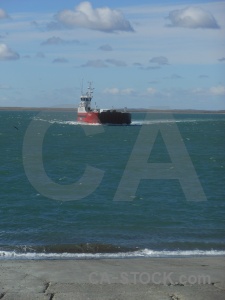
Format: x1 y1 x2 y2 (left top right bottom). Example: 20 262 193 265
0 257 224 299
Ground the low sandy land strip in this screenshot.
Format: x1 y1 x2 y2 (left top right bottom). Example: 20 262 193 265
0 107 225 113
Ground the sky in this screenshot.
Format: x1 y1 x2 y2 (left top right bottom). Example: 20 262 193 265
0 0 225 110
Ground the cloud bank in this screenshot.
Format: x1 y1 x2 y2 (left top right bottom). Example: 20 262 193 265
0 44 20 61
166 6 220 29
55 1 134 33
210 85 225 96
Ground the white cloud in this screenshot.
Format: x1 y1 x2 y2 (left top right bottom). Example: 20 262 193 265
210 85 225 95
0 43 20 61
166 6 220 29
192 85 225 96
103 87 135 95
121 88 136 95
104 87 120 95
192 87 205 95
0 8 9 19
146 87 157 95
55 1 134 33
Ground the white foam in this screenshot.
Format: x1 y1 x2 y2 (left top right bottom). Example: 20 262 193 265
1 249 225 260
131 119 200 126
33 117 101 126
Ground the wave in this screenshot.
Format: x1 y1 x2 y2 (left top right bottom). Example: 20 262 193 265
33 118 197 127
33 116 219 127
1 249 225 260
131 117 222 126
32 117 100 126
131 119 198 126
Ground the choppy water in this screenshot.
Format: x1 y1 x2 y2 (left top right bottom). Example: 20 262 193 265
0 110 225 259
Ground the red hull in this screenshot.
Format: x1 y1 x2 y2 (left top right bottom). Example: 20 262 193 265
77 112 100 124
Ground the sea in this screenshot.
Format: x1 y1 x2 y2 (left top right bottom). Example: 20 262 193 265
0 110 225 259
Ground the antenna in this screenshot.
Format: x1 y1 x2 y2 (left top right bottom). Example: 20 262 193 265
81 78 84 95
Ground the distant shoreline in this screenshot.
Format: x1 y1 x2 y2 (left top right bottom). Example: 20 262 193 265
0 106 224 114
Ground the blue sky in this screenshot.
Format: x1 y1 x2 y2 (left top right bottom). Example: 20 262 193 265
0 0 224 109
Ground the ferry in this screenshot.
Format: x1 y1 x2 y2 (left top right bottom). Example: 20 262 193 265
77 82 131 125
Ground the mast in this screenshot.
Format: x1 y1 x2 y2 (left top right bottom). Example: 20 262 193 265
87 81 94 99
